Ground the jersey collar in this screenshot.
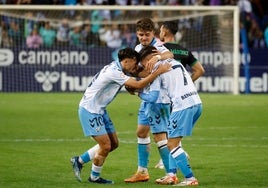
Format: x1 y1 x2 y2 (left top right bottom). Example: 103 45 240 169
141 38 157 48
150 38 157 46
115 60 123 71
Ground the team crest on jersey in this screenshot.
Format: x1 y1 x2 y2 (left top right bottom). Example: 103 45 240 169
95 126 101 132
120 72 126 78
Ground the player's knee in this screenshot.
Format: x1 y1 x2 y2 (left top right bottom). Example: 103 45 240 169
167 138 182 150
136 125 150 137
153 132 167 143
100 143 112 155
167 142 173 150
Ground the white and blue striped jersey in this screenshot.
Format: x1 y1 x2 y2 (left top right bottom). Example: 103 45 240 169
160 59 202 112
135 38 170 104
79 61 130 114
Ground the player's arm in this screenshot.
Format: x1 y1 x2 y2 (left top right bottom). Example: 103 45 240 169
146 50 173 72
190 61 205 82
125 63 171 89
138 90 159 103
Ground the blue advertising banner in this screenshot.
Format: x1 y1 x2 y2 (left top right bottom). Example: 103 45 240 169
0 47 114 92
240 48 268 93
0 47 267 93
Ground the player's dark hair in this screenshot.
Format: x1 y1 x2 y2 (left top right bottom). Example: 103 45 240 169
136 18 155 32
118 47 140 63
139 45 157 60
162 21 178 35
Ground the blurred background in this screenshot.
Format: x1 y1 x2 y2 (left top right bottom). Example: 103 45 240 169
0 0 267 94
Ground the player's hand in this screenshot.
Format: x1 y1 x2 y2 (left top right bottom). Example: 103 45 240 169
125 85 136 95
145 55 159 72
153 63 172 75
146 51 160 73
146 58 157 73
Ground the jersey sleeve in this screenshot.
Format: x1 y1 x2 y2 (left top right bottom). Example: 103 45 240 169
139 91 159 103
139 76 161 103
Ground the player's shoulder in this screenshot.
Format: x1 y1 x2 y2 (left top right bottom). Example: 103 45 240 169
153 41 165 48
165 42 187 50
103 61 122 73
153 42 169 52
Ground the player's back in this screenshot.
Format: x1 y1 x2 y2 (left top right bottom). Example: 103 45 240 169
160 59 202 112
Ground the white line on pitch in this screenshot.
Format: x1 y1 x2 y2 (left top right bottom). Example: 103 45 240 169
0 138 267 148
0 137 267 142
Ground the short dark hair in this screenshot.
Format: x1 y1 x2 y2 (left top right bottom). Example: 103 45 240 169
139 46 157 60
162 21 178 35
136 18 155 32
118 47 140 63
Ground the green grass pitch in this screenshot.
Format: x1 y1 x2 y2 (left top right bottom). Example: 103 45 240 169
0 93 267 188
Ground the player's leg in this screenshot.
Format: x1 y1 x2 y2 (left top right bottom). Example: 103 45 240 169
88 110 118 184
71 107 115 184
71 107 98 182
155 158 164 169
155 141 190 169
168 105 202 186
77 144 99 166
102 110 119 153
149 103 178 185
125 102 150 183
137 125 151 173
88 133 115 184
153 133 179 185
168 137 198 186
71 144 99 181
149 103 172 176
124 124 150 183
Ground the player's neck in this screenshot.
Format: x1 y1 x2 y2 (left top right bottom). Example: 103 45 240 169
164 36 176 43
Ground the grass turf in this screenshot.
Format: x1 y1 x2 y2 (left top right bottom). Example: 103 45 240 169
0 93 267 188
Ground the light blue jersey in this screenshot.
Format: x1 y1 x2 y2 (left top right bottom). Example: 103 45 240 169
157 59 202 137
135 37 170 104
79 61 130 114
160 59 202 112
136 38 171 131
78 61 130 136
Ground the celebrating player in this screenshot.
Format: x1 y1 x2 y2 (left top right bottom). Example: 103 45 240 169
124 18 178 185
139 45 202 186
70 47 171 184
154 20 205 170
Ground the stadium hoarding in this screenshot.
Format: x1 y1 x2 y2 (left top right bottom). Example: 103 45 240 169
0 46 113 92
0 47 267 93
